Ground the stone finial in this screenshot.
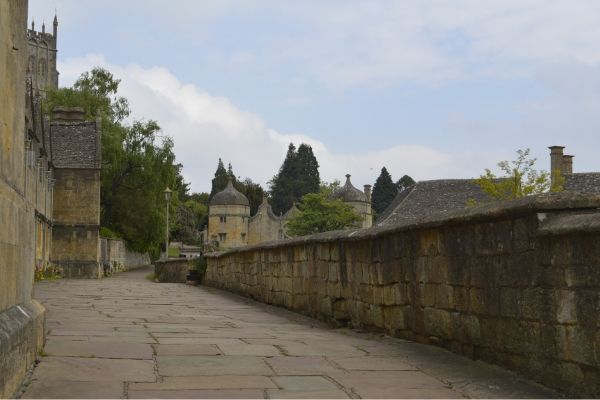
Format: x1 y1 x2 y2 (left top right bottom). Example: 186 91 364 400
53 12 58 39
42 21 45 34
31 20 35 31
364 184 372 202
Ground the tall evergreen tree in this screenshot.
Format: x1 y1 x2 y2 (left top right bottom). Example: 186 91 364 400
209 159 229 200
235 178 265 216
270 143 300 215
372 167 397 215
297 143 320 195
270 143 321 215
396 175 415 192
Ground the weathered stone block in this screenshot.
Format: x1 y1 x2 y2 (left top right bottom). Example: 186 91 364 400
382 306 407 332
423 307 452 339
417 283 436 307
499 287 520 318
434 284 453 309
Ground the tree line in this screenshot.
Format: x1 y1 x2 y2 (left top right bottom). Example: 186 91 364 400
49 66 418 254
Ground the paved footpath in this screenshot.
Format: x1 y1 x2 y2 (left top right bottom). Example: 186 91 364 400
20 267 557 399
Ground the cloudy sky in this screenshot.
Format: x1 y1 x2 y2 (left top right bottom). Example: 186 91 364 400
29 0 600 192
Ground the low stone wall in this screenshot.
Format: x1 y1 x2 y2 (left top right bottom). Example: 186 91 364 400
205 193 600 398
154 259 191 283
101 238 151 275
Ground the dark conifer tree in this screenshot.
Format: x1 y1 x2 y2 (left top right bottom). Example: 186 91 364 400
297 143 320 195
236 178 265 216
371 167 397 215
209 158 229 200
270 143 300 215
396 174 415 192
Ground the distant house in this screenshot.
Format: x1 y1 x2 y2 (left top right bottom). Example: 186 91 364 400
376 179 490 227
377 145 600 227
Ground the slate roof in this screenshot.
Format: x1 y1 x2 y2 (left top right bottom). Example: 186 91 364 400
50 121 101 169
333 174 368 203
210 180 250 206
376 179 491 226
564 173 600 194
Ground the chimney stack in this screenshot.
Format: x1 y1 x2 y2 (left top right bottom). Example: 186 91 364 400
52 106 85 122
549 146 565 188
364 184 372 202
562 155 574 175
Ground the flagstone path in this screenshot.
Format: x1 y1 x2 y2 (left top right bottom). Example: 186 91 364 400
20 267 557 399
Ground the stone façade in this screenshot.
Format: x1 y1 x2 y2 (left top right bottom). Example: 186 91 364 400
0 0 46 396
49 111 103 278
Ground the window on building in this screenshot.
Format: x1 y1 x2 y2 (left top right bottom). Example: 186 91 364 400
219 233 227 241
220 216 227 223
241 233 246 240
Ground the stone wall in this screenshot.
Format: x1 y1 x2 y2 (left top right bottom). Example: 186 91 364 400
100 238 151 274
154 259 191 283
51 168 101 278
0 1 46 396
205 193 600 398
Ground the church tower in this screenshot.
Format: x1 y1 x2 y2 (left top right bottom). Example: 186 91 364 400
27 14 59 95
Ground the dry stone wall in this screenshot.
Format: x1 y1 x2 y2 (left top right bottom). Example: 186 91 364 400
100 238 150 274
155 259 191 283
206 193 600 398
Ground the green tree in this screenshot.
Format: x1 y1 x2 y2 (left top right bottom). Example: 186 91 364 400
209 159 229 200
286 191 361 237
396 174 415 192
270 142 321 215
47 67 179 259
235 178 265 216
297 143 320 195
474 148 558 202
371 167 397 215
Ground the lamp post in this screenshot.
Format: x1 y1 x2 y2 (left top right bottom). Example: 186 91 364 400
164 187 172 259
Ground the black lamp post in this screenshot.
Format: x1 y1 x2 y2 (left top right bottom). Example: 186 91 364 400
164 187 172 259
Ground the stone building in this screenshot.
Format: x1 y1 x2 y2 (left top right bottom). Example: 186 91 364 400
206 175 372 249
247 196 300 245
25 79 55 271
332 174 373 229
549 145 600 194
0 1 46 396
50 107 103 278
377 145 600 227
21 14 60 272
26 15 58 95
208 179 251 248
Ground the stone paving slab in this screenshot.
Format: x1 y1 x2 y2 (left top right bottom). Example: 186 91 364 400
31 356 156 383
128 389 266 399
153 344 222 356
22 380 124 399
266 389 350 399
44 340 153 359
157 355 273 376
22 266 559 399
129 375 277 390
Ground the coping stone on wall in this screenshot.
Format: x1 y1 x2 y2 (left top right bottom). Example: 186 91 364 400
206 192 600 258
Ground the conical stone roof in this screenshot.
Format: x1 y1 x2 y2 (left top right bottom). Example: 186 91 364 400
333 174 368 203
210 179 249 206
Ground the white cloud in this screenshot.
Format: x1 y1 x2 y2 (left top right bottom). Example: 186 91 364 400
58 54 492 192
